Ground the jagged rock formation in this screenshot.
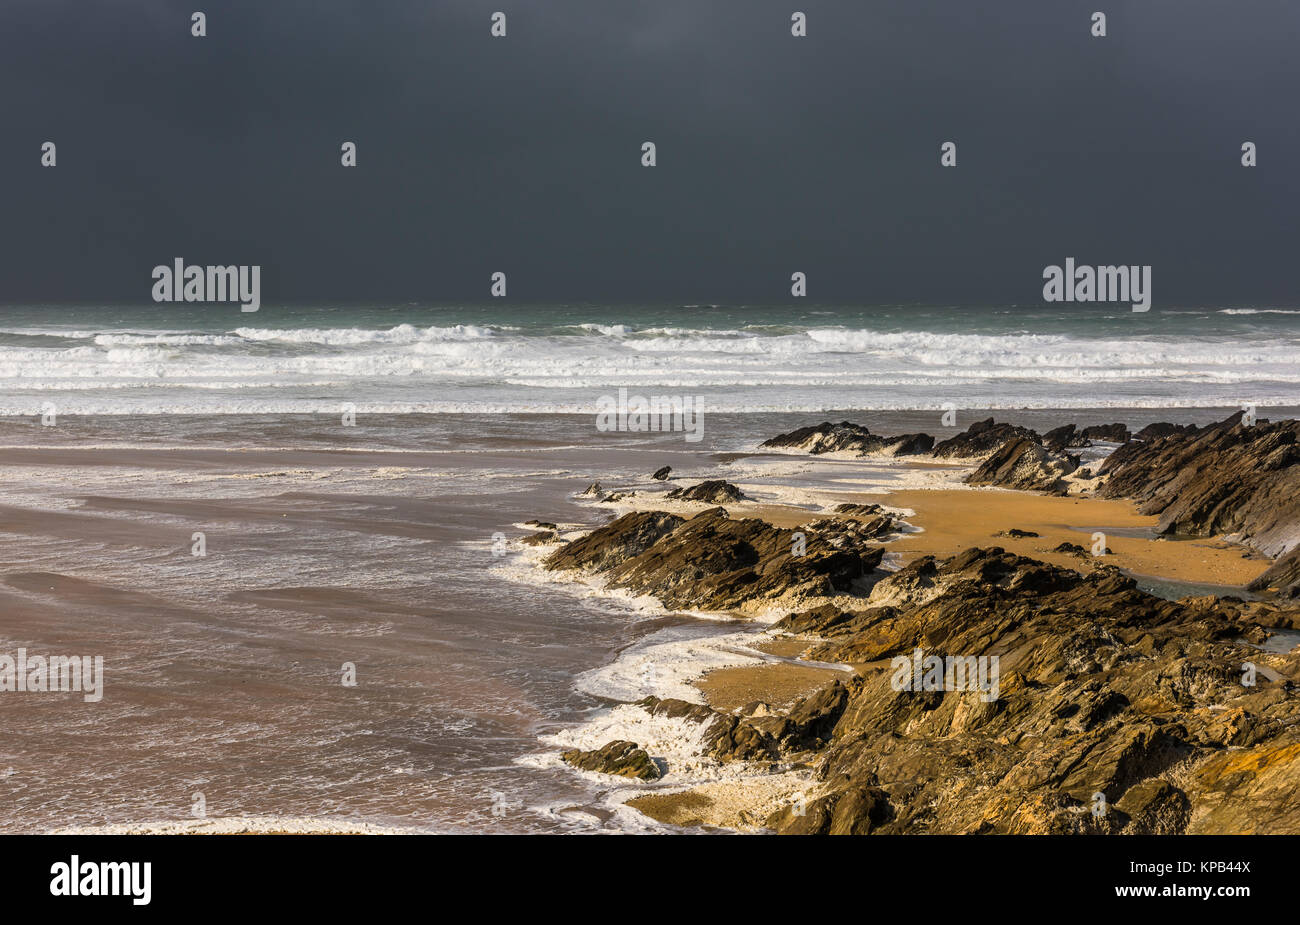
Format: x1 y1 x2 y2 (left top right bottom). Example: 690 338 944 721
1042 424 1077 453
561 741 661 780
635 685 850 763
749 547 1300 834
931 418 1041 460
1249 547 1300 599
1135 422 1199 441
760 422 933 457
520 531 557 546
1098 414 1300 593
829 503 897 538
1044 423 1132 452
1080 423 1131 444
834 502 883 516
665 480 746 504
544 507 885 612
965 437 1079 492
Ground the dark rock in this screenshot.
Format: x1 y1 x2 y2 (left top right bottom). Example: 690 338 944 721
1043 424 1076 453
1249 547 1300 598
561 740 661 780
817 508 897 538
1080 423 1131 444
578 482 604 498
665 480 746 504
834 503 884 516
651 466 672 481
519 531 557 546
546 507 885 611
994 529 1040 538
965 437 1079 492
544 510 684 574
636 696 718 724
1135 422 1199 441
761 422 933 457
889 433 936 455
932 418 1041 460
524 520 558 530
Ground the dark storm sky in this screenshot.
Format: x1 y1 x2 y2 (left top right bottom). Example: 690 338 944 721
2 0 1296 305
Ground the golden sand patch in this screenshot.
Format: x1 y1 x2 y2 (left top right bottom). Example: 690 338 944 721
695 660 847 713
871 488 1269 588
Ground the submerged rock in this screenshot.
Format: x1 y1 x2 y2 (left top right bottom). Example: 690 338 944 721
665 480 746 504
519 531 557 546
561 741 661 780
761 422 934 457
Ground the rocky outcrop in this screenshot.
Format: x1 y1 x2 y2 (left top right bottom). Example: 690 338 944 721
1042 423 1128 452
545 510 685 574
1098 414 1300 592
561 741 661 780
750 546 1300 834
761 422 934 457
1135 422 1199 441
1042 424 1077 453
545 507 885 612
651 466 672 481
965 437 1079 492
833 503 883 516
829 503 897 538
1080 423 1131 444
520 531 557 546
931 418 1041 460
636 683 851 764
1249 547 1300 599
665 480 746 504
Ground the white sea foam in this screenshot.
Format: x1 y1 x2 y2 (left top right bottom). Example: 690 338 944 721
3 319 1299 413
575 628 768 704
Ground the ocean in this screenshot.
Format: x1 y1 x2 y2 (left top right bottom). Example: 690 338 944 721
0 302 1295 833
2 302 1299 414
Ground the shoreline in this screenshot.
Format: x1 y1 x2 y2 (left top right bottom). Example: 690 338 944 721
50 817 436 835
